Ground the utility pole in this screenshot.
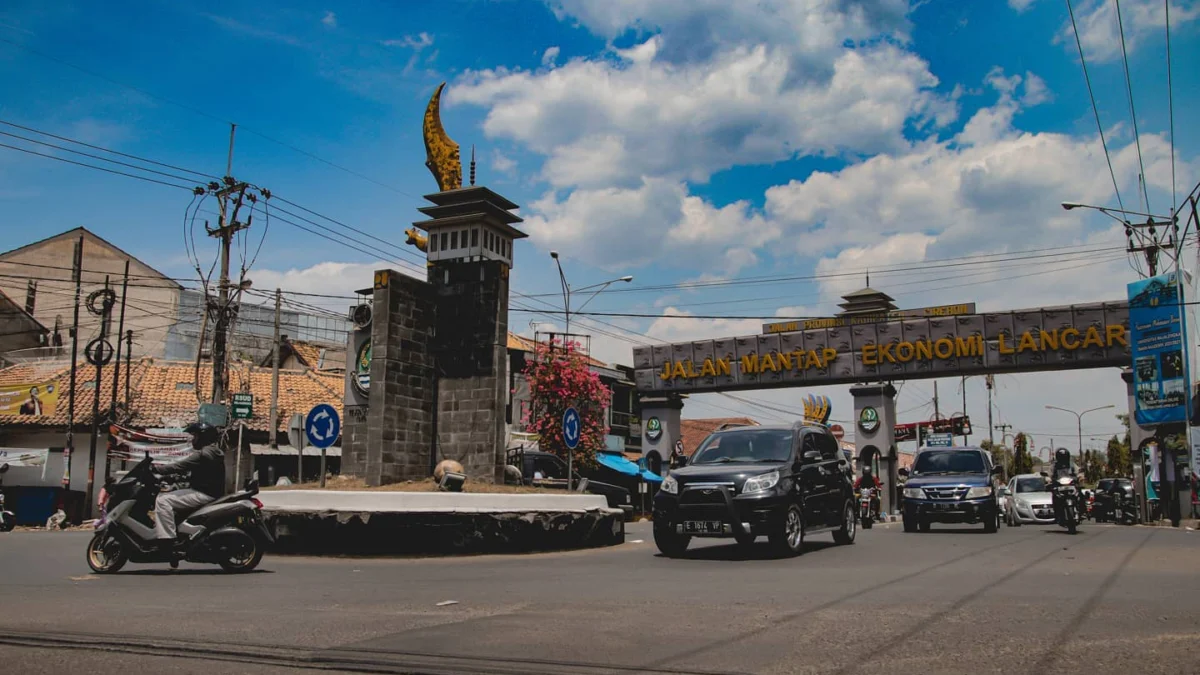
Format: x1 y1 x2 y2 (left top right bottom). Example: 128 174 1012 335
85 277 115 519
208 124 250 406
124 330 133 409
960 376 968 445
109 260 129 420
985 375 995 447
932 381 940 418
269 288 281 449
65 235 84 492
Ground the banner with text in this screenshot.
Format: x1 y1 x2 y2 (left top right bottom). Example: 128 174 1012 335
0 380 59 417
1128 273 1187 426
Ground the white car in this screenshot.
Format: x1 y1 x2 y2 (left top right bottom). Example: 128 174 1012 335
1005 474 1055 525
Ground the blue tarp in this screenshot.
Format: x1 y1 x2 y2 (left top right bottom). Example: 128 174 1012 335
596 451 663 482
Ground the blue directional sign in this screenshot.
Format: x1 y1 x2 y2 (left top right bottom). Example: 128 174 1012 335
562 407 581 450
305 403 341 449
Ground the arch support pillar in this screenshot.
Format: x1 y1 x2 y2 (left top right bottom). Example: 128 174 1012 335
852 383 898 515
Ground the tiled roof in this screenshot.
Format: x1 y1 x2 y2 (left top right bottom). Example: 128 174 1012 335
678 417 760 457
289 341 324 369
0 358 343 434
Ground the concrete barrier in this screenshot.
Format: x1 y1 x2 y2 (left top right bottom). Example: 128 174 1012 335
259 490 625 556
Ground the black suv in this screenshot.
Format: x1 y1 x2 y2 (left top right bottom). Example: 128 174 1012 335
652 423 856 557
900 446 1003 533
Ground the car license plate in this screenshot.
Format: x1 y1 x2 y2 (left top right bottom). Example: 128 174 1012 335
683 521 724 534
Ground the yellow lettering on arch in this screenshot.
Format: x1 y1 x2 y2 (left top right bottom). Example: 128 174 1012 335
716 358 732 376
660 362 671 380
1039 329 1059 351
740 354 759 375
672 361 687 379
1016 331 1038 353
700 358 716 377
933 338 954 359
915 340 933 361
1061 328 1080 350
1082 326 1104 349
759 352 778 373
1106 324 1128 348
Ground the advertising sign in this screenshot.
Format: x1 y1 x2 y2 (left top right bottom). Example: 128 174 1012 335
1128 273 1187 425
0 447 50 466
0 380 59 417
231 393 254 420
925 433 953 447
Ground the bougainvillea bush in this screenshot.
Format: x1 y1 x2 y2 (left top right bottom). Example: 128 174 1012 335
522 338 611 470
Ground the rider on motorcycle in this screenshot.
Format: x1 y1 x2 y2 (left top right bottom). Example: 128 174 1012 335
854 467 883 519
151 422 225 547
1048 447 1076 523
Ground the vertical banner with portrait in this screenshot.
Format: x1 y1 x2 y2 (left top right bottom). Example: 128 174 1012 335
0 380 60 417
1128 272 1189 426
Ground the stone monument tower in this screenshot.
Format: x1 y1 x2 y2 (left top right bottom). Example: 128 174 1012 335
341 82 526 485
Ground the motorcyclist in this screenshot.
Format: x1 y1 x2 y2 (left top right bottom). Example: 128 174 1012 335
151 422 225 546
1048 448 1076 523
854 467 883 519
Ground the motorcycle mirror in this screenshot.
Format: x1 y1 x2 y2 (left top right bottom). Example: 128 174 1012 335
897 468 909 477
1039 471 1049 478
0 463 8 474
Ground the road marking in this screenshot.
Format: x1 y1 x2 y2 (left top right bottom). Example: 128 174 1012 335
67 576 98 581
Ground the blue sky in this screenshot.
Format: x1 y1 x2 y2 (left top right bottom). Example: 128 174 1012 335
2 0 1198 444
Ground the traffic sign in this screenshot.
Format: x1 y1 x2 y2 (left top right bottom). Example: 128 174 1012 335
926 433 953 447
830 424 845 441
231 393 253 420
562 407 581 450
305 404 340 449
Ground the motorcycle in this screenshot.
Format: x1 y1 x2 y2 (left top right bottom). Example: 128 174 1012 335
86 455 273 574
0 464 15 532
1051 474 1082 534
858 487 876 529
1112 491 1140 525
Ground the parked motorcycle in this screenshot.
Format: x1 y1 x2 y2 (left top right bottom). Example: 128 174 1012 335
858 487 876 529
1051 473 1082 534
0 464 15 532
86 455 273 574
1112 491 1140 525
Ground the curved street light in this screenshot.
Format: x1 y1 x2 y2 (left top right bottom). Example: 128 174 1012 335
1044 404 1115 459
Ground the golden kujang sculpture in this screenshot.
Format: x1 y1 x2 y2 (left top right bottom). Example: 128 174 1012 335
422 82 462 192
404 226 428 252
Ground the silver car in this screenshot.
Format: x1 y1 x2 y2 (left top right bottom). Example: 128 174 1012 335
1006 474 1054 525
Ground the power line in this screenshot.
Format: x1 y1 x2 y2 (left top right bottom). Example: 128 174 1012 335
1113 0 1150 213
0 118 217 181
1165 0 1177 216
0 141 196 191
1064 0 1126 213
0 35 418 200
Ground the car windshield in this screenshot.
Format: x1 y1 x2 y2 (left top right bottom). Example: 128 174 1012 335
912 450 986 475
690 429 793 464
1015 477 1046 493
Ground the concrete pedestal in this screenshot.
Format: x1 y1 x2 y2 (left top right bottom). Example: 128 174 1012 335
851 383 898 514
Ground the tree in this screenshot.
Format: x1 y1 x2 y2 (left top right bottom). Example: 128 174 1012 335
1105 434 1132 478
982 439 1012 479
522 338 611 471
1013 433 1034 475
1081 449 1105 485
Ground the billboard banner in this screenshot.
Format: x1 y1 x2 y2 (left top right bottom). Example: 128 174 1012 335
0 447 49 467
1128 273 1187 425
0 380 60 417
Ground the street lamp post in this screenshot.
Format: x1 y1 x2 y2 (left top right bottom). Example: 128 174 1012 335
547 251 633 491
1060 202 1178 276
1044 404 1115 461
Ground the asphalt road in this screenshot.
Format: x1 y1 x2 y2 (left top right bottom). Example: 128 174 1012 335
1 520 1197 675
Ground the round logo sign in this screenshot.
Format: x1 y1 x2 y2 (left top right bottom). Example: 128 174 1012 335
352 339 372 396
858 407 880 433
646 416 663 442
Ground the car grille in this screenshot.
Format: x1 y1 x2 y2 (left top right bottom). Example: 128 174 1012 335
923 486 969 501
680 483 733 505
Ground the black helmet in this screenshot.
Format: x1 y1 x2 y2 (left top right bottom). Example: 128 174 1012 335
184 421 219 447
862 466 873 478
1054 448 1071 466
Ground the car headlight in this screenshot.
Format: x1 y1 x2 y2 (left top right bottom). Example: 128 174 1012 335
966 486 993 499
742 470 780 495
1057 476 1072 486
903 487 924 499
661 475 679 495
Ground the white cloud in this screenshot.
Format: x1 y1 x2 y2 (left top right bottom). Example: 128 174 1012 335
321 11 337 28
1008 0 1038 11
382 32 434 51
521 178 773 275
1055 0 1199 62
455 41 954 189
491 149 517 175
541 46 560 67
251 261 424 312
